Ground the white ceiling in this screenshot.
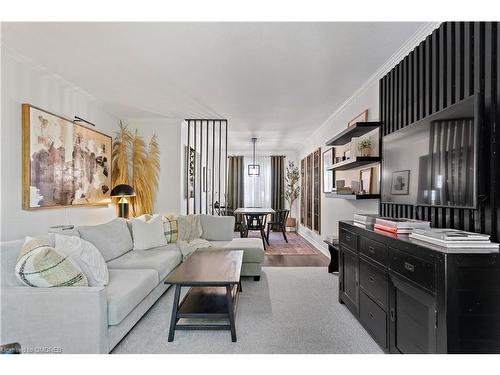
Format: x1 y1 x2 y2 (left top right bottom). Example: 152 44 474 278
2 22 426 151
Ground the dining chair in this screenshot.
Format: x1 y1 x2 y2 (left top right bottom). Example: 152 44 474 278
267 209 289 243
242 213 269 250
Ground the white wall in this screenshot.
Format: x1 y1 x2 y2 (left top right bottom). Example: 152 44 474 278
1 51 118 241
298 83 380 253
122 118 183 215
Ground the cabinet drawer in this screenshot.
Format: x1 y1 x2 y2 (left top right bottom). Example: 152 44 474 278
360 258 388 308
359 236 387 266
360 291 387 348
388 247 436 292
340 228 358 251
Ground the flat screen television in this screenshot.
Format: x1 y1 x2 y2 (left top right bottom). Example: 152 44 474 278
381 94 481 209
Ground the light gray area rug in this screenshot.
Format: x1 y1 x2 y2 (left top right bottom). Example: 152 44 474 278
112 267 383 354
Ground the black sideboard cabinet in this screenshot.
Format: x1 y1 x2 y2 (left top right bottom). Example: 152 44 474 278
338 221 500 353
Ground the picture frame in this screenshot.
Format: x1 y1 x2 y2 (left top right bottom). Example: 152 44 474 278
359 167 372 194
322 149 334 193
22 104 112 209
391 170 410 195
348 109 368 128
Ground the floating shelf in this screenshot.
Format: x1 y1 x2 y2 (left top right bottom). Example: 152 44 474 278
326 122 381 146
326 156 381 171
325 193 381 200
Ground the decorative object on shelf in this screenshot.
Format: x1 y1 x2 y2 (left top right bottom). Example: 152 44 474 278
322 149 334 193
343 150 351 160
335 156 344 163
110 184 136 218
390 170 410 195
336 180 345 188
111 122 160 216
22 104 112 209
347 109 368 128
284 160 300 229
358 138 373 157
337 186 353 195
359 167 373 194
248 137 260 176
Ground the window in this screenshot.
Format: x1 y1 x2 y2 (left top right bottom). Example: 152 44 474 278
244 156 271 207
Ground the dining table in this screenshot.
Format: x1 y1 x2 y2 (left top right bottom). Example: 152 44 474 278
233 207 276 215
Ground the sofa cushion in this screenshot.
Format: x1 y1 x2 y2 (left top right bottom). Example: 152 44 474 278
106 244 182 280
55 234 109 286
131 214 168 251
1 235 56 287
208 238 265 263
200 214 235 241
15 237 88 287
106 269 158 326
78 219 133 262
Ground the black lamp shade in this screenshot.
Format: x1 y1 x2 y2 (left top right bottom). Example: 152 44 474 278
110 184 135 197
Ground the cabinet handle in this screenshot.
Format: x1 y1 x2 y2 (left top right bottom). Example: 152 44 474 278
368 246 375 253
404 262 415 272
368 276 375 283
369 312 375 319
390 308 395 322
345 235 351 241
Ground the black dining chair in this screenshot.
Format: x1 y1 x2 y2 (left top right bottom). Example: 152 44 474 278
242 213 269 250
267 209 289 243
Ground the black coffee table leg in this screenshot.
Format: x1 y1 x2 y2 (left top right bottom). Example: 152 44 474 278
225 285 237 342
168 284 181 342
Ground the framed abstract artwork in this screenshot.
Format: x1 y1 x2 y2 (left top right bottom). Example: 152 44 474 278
22 104 112 209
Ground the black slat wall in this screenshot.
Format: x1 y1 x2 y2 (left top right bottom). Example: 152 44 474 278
379 22 500 241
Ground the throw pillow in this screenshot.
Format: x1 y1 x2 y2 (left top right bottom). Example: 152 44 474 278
177 214 203 242
131 214 168 250
15 237 88 287
55 234 109 286
163 213 178 243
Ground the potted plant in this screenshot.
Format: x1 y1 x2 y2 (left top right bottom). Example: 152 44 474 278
284 160 300 230
358 138 372 157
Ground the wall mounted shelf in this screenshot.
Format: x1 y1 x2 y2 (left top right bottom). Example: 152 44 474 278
326 156 381 171
325 193 381 200
325 122 381 146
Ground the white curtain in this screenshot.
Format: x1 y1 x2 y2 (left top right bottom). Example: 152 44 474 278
244 156 271 208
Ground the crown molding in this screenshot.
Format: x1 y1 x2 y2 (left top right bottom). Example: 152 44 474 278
309 22 442 142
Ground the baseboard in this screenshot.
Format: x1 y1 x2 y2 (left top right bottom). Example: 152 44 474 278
297 228 330 258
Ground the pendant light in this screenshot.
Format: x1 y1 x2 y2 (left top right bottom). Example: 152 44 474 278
248 137 260 176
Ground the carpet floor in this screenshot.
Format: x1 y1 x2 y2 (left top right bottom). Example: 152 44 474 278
112 267 383 354
248 231 319 255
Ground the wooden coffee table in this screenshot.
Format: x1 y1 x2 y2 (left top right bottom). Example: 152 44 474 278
164 250 243 342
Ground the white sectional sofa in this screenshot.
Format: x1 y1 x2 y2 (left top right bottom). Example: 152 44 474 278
0 214 264 353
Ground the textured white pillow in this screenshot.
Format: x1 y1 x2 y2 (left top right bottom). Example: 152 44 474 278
131 214 168 250
177 214 203 242
55 234 109 286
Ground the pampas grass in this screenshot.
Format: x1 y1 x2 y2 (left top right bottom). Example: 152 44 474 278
112 123 160 217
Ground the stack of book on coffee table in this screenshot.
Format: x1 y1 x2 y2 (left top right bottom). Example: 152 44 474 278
409 229 499 250
374 217 430 234
353 213 378 227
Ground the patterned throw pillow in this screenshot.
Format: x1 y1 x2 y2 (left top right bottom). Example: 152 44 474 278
163 213 178 243
15 237 88 287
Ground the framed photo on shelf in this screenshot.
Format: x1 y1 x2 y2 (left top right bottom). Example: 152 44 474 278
322 149 334 193
348 109 368 128
391 170 410 195
359 167 372 194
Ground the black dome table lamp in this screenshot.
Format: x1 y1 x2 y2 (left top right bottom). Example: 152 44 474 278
110 184 135 218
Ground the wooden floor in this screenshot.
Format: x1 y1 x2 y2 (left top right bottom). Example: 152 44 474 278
261 232 331 267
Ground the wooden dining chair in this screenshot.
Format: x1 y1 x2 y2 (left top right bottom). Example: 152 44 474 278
267 209 289 243
242 213 269 249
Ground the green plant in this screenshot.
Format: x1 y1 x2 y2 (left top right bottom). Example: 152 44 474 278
358 138 372 151
284 161 300 217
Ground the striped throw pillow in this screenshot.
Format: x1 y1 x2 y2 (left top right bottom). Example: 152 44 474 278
163 213 178 243
15 237 88 287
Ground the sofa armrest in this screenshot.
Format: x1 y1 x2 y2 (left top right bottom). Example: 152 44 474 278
1 286 108 353
200 214 235 241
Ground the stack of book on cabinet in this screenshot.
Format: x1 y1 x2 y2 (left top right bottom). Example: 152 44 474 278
409 229 500 250
374 217 430 234
353 213 378 227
